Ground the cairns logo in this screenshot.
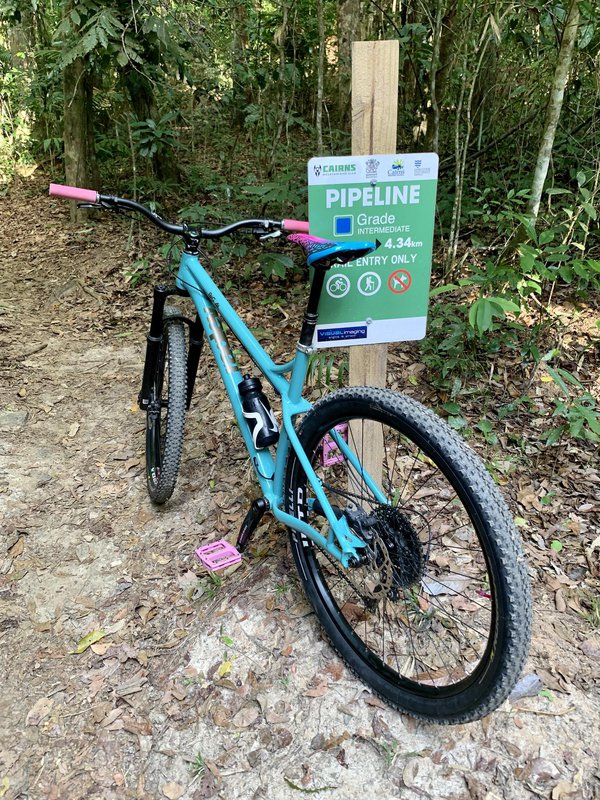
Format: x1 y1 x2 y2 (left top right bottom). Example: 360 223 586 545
322 164 357 174
314 163 357 177
388 158 405 176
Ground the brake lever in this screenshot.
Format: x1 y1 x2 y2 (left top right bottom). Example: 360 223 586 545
254 229 282 241
77 200 122 212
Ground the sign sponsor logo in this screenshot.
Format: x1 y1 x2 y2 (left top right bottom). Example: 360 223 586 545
414 158 431 176
366 158 380 181
388 158 405 177
317 325 368 342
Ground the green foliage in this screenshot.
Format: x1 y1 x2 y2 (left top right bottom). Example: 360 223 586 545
308 351 348 391
468 296 520 335
257 252 294 280
191 752 205 777
122 243 180 287
541 352 600 445
130 113 180 159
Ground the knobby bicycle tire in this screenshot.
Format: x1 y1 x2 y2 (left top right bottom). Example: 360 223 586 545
145 310 187 504
285 387 531 723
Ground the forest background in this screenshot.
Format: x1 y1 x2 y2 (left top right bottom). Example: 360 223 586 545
0 0 599 500
2 0 598 443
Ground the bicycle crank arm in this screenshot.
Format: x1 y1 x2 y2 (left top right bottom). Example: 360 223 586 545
236 497 269 552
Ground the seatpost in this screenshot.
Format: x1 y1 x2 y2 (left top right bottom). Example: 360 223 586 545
298 268 326 351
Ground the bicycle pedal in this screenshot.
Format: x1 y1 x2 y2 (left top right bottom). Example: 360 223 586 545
195 539 242 571
321 423 349 466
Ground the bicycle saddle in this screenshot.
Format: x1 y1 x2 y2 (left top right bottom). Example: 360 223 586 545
288 233 377 269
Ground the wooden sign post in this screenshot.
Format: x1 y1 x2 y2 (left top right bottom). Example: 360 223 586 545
349 40 399 488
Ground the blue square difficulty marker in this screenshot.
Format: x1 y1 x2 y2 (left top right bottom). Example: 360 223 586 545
334 215 353 236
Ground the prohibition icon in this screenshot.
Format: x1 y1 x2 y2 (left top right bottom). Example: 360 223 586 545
388 269 412 294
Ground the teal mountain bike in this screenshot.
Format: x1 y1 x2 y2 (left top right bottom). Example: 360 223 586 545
50 183 532 724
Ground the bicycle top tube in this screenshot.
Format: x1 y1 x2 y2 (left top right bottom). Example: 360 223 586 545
48 184 309 246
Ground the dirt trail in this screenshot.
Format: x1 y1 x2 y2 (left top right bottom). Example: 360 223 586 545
0 177 599 800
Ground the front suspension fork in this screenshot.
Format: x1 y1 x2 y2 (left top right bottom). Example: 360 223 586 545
138 285 202 409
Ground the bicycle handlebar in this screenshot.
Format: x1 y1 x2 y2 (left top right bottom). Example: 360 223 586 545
49 183 309 239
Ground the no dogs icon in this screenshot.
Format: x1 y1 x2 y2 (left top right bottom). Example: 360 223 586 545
388 269 412 294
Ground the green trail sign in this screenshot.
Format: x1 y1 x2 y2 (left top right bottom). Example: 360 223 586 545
308 153 438 348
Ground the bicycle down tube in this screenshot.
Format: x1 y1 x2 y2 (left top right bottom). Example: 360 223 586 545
175 251 371 567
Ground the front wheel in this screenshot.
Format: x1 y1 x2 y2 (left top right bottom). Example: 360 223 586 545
145 310 187 504
285 387 531 723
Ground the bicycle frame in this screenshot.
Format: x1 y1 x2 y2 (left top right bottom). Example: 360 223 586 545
174 251 385 567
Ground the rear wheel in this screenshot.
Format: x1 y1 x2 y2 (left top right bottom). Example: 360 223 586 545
145 310 187 504
285 387 531 723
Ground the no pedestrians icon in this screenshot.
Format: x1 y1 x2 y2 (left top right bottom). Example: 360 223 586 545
388 269 412 294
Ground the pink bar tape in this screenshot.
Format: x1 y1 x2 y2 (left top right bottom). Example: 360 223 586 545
282 219 310 233
195 539 242 571
49 183 98 203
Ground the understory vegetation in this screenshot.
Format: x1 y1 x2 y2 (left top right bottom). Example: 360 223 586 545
1 0 599 448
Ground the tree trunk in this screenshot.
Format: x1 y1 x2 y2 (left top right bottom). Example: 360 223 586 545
316 0 325 154
337 0 360 126
63 57 96 221
423 1 458 152
528 0 580 220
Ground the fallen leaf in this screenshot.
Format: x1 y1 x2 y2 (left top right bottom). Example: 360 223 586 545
170 684 187 702
8 537 25 559
115 675 147 697
93 702 113 723
324 660 344 682
580 639 600 659
232 703 260 728
122 714 153 736
71 629 106 654
362 692 386 709
303 684 329 698
161 783 184 799
90 641 113 656
217 660 233 678
68 422 80 437
99 708 124 728
552 780 579 799
89 675 105 698
402 758 420 787
211 704 231 728
0 777 9 798
25 697 54 726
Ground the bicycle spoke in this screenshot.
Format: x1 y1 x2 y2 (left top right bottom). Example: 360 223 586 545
302 411 499 695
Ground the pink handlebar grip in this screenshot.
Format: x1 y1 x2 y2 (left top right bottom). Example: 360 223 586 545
49 183 98 203
283 219 309 233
